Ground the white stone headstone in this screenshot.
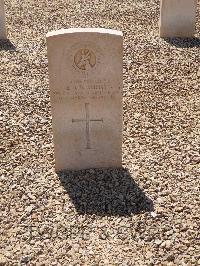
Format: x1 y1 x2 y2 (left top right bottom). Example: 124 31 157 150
159 0 197 38
0 0 7 39
47 28 123 171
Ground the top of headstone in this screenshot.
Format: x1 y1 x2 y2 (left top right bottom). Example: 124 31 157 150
46 28 123 38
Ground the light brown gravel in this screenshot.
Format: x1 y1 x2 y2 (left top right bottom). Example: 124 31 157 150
0 0 200 265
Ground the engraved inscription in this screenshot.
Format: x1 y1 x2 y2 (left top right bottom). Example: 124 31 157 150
74 49 96 71
72 103 103 149
52 79 120 103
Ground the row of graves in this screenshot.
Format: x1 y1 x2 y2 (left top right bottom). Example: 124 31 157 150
0 0 198 39
0 0 198 171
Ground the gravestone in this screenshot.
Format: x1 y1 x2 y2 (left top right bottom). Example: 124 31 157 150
0 0 6 39
159 0 197 38
46 28 123 171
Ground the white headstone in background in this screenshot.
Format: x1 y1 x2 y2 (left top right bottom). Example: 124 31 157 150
160 0 197 38
0 0 7 39
47 28 123 171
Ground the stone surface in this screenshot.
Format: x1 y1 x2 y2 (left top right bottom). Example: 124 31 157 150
2 1 200 264
47 28 123 171
0 0 6 39
160 0 197 38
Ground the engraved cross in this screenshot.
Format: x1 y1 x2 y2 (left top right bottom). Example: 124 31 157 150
72 103 103 149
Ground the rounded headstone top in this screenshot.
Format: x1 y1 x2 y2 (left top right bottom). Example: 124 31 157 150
46 28 123 38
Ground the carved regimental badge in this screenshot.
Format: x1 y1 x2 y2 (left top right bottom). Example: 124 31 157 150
72 43 101 73
74 49 96 71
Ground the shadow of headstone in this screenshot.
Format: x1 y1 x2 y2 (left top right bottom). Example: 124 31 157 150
0 39 16 51
163 37 200 48
57 168 154 216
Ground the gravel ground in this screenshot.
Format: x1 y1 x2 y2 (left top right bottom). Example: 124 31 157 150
1 0 200 265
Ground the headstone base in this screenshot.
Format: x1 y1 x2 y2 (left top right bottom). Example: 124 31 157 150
159 0 197 38
0 0 7 39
